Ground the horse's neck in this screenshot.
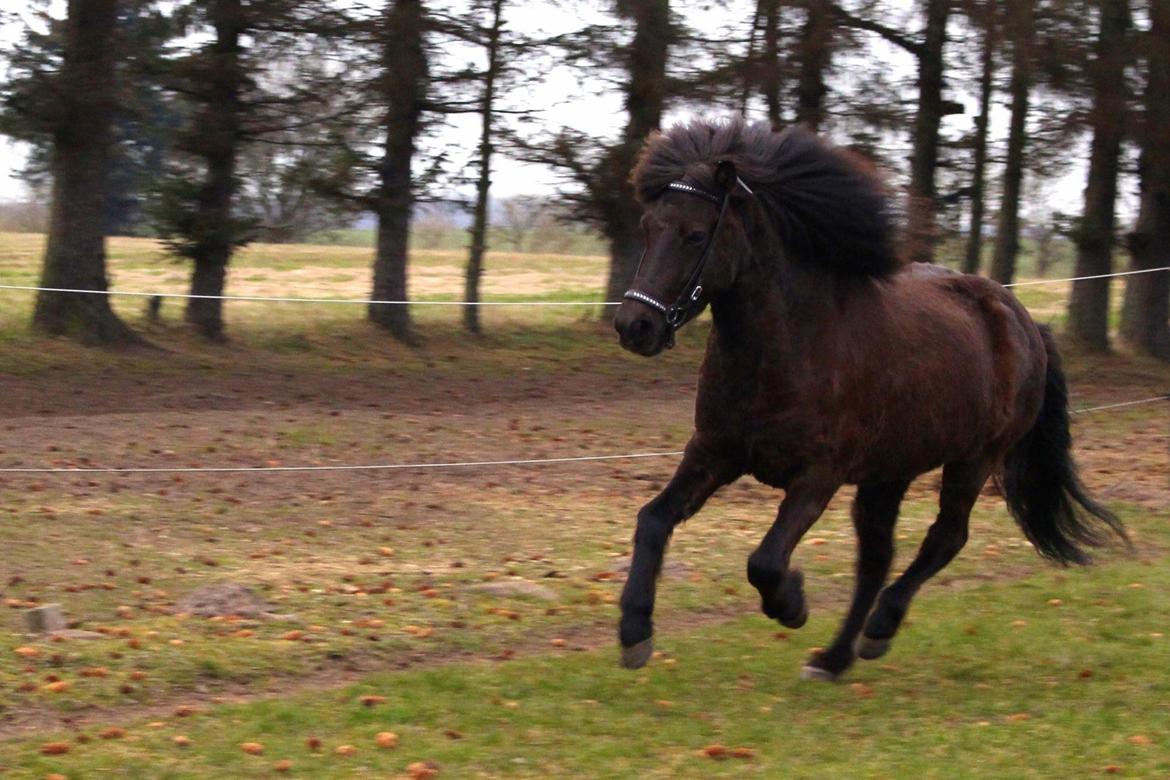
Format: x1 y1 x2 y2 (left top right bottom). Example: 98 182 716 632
708 261 835 364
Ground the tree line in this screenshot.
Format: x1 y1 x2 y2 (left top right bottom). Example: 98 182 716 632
1 0 1167 358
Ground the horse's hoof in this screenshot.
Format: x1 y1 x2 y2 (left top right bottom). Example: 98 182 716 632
620 638 654 669
800 664 838 682
775 570 808 628
778 604 809 629
855 634 890 661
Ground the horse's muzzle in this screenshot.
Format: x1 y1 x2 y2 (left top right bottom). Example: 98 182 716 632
614 301 671 356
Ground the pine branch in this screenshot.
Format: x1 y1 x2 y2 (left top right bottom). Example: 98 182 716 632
831 4 924 57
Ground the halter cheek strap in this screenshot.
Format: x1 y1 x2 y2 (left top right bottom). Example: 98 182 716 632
623 177 750 341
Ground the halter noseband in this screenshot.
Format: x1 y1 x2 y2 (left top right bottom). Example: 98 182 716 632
622 176 751 344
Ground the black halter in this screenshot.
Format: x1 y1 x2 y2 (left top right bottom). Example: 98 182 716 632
623 177 749 345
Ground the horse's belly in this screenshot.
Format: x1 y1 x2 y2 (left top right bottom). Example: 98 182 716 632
840 404 990 483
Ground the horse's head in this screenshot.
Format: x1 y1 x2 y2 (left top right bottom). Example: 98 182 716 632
614 160 751 357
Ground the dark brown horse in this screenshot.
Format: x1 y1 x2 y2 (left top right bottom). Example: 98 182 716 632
612 118 1126 680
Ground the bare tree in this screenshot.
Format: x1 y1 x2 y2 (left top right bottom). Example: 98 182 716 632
498 196 543 252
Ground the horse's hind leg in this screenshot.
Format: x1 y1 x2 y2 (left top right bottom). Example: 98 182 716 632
858 460 991 661
803 479 909 681
619 440 734 669
746 475 839 632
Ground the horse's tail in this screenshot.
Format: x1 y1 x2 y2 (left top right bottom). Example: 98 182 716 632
999 326 1128 565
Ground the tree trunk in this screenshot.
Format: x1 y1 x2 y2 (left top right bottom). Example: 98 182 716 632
962 0 996 275
185 0 243 343
795 0 832 131
739 2 763 114
464 0 504 334
32 0 140 345
371 0 428 342
601 0 669 307
1120 0 1170 360
1068 0 1129 352
905 0 951 265
761 0 783 127
990 0 1032 284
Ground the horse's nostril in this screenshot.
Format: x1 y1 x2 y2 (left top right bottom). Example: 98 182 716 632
628 317 651 341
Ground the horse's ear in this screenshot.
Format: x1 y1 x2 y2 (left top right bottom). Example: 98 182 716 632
714 160 737 194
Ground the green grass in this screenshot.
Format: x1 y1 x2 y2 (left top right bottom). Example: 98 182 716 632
2 544 1167 778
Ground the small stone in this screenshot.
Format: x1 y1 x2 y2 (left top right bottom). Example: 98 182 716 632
23 603 67 634
178 583 275 619
468 581 558 601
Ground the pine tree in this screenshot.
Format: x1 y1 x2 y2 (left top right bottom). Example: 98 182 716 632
961 0 998 275
463 0 506 335
833 0 956 263
990 0 1033 284
2 0 144 344
1120 0 1170 360
1067 0 1130 351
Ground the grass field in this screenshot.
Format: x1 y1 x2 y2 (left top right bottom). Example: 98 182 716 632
0 232 1167 778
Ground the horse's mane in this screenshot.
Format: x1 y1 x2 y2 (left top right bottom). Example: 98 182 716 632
632 117 901 276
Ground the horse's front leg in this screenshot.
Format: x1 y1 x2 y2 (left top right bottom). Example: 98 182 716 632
619 439 735 669
746 474 839 633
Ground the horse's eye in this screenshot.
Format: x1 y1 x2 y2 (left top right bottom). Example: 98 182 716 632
684 230 707 247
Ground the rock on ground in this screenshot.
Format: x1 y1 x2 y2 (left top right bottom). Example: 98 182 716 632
467 581 559 601
177 583 279 619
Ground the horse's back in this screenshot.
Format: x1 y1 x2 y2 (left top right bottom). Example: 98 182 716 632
831 264 1047 480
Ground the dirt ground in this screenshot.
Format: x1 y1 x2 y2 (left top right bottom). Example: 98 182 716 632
1 323 1166 505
